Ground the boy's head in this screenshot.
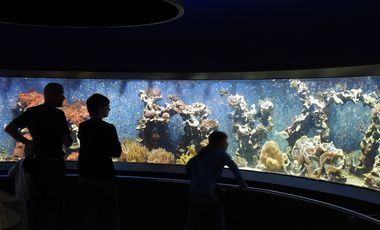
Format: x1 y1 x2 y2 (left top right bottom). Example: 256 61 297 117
86 93 110 118
208 131 228 150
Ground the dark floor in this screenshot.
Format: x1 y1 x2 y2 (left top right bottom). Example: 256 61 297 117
1 175 380 230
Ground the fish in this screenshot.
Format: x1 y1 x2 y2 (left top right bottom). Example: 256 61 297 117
219 89 229 96
135 137 144 142
276 130 289 139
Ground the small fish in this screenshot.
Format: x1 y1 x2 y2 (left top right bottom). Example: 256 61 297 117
219 89 229 96
135 137 144 142
179 148 186 153
276 130 289 139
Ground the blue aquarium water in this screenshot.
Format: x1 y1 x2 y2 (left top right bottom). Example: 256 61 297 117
1 75 380 192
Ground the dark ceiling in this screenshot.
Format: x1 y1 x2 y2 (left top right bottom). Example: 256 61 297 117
0 0 380 74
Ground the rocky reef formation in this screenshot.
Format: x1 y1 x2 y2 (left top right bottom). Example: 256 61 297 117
364 154 380 189
0 148 13 161
232 153 248 168
283 80 378 147
137 88 219 155
291 136 345 181
17 90 44 109
358 104 380 171
283 80 380 179
227 94 274 165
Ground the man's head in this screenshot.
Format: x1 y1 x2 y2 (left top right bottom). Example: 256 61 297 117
208 131 228 150
43 83 65 107
86 93 110 118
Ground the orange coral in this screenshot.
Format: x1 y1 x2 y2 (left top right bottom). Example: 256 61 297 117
12 132 32 158
66 152 79 161
62 101 89 126
18 90 44 109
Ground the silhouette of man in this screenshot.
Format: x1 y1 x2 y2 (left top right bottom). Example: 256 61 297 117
184 131 247 230
5 82 72 230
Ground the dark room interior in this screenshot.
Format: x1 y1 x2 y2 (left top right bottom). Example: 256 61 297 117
0 1 380 229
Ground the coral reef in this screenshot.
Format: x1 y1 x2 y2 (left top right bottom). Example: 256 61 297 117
284 80 378 147
17 90 44 109
120 138 176 164
0 148 14 161
11 129 32 158
147 148 175 164
344 150 362 173
232 153 248 168
227 94 274 165
62 101 89 127
137 88 219 155
176 145 197 165
358 104 380 171
66 152 79 161
364 154 380 189
120 138 149 163
291 136 345 181
259 141 288 172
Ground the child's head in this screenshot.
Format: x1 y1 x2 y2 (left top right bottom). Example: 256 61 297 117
86 93 110 118
208 131 228 150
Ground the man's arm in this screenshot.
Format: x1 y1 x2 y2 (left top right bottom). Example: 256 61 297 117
4 121 32 146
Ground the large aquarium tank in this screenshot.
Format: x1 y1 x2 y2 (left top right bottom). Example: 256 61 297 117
1 70 380 194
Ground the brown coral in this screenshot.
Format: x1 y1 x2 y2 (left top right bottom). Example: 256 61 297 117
147 148 175 164
62 101 89 126
66 152 79 161
18 90 44 109
232 153 248 168
120 138 149 163
12 131 32 158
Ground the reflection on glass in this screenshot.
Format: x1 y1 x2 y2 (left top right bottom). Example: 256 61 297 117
0 76 379 192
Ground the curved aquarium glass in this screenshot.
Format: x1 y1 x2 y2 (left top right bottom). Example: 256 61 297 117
1 73 380 193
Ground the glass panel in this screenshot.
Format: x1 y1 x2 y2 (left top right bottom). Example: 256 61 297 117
1 75 379 192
